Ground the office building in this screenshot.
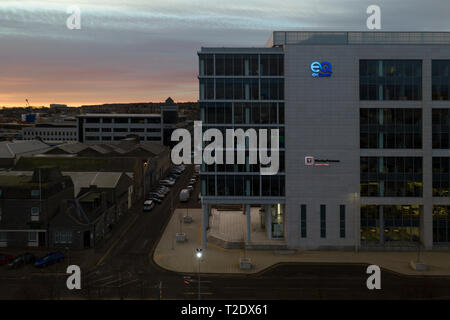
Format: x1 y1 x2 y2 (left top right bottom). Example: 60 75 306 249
198 31 450 250
22 122 77 143
77 97 181 147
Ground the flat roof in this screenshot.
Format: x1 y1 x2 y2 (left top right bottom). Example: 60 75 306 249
199 47 283 54
78 114 160 118
269 31 450 46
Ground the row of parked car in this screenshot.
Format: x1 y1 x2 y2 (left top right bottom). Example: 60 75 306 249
0 251 65 269
180 172 199 202
144 164 186 211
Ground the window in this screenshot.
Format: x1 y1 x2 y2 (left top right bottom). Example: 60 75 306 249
360 157 423 197
360 108 422 149
113 128 128 133
271 204 285 239
301 204 307 238
340 205 346 238
432 109 450 149
433 206 450 243
0 232 6 242
432 60 450 100
0 207 2 221
199 54 214 76
360 60 422 100
28 232 37 242
31 190 40 197
260 54 284 76
147 117 161 124
101 128 112 132
361 205 420 245
200 78 214 100
130 118 146 124
114 118 129 124
31 207 39 221
320 205 326 238
86 118 100 123
432 157 450 196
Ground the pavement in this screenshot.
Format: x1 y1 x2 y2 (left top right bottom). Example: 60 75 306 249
154 207 450 276
2 165 450 299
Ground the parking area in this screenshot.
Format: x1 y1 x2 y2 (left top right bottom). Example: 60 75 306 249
146 164 200 211
0 249 77 277
178 173 201 209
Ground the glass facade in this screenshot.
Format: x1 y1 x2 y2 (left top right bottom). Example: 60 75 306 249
201 102 283 125
432 60 450 100
199 52 285 198
199 54 284 101
361 205 420 245
201 175 285 197
360 108 422 149
300 204 307 238
432 109 450 149
432 157 450 197
433 206 450 243
340 205 346 238
360 60 422 100
271 204 285 239
360 157 423 197
320 205 326 238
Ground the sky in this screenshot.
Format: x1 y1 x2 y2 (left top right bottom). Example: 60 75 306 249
0 0 449 107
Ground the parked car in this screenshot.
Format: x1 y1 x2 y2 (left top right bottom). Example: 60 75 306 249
34 251 64 268
148 196 162 204
155 188 168 196
159 186 170 192
160 179 175 186
8 253 35 269
148 192 165 200
0 253 14 266
189 178 197 184
187 185 194 192
179 189 190 202
143 200 155 212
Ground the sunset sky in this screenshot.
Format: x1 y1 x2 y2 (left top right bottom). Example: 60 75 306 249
0 0 448 107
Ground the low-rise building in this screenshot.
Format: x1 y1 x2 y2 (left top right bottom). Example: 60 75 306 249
14 139 170 200
77 97 183 147
0 167 74 248
22 122 77 143
50 172 133 249
0 140 50 168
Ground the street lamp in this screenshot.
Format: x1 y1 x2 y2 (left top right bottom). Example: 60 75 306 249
196 248 202 300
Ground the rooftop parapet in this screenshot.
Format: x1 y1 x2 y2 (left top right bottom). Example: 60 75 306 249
268 31 450 46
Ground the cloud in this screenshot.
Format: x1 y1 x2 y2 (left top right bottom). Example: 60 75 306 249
0 0 448 106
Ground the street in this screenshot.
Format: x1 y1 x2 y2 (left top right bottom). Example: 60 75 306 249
1 166 450 300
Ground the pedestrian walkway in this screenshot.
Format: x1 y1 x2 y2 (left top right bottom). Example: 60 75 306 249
153 208 450 276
